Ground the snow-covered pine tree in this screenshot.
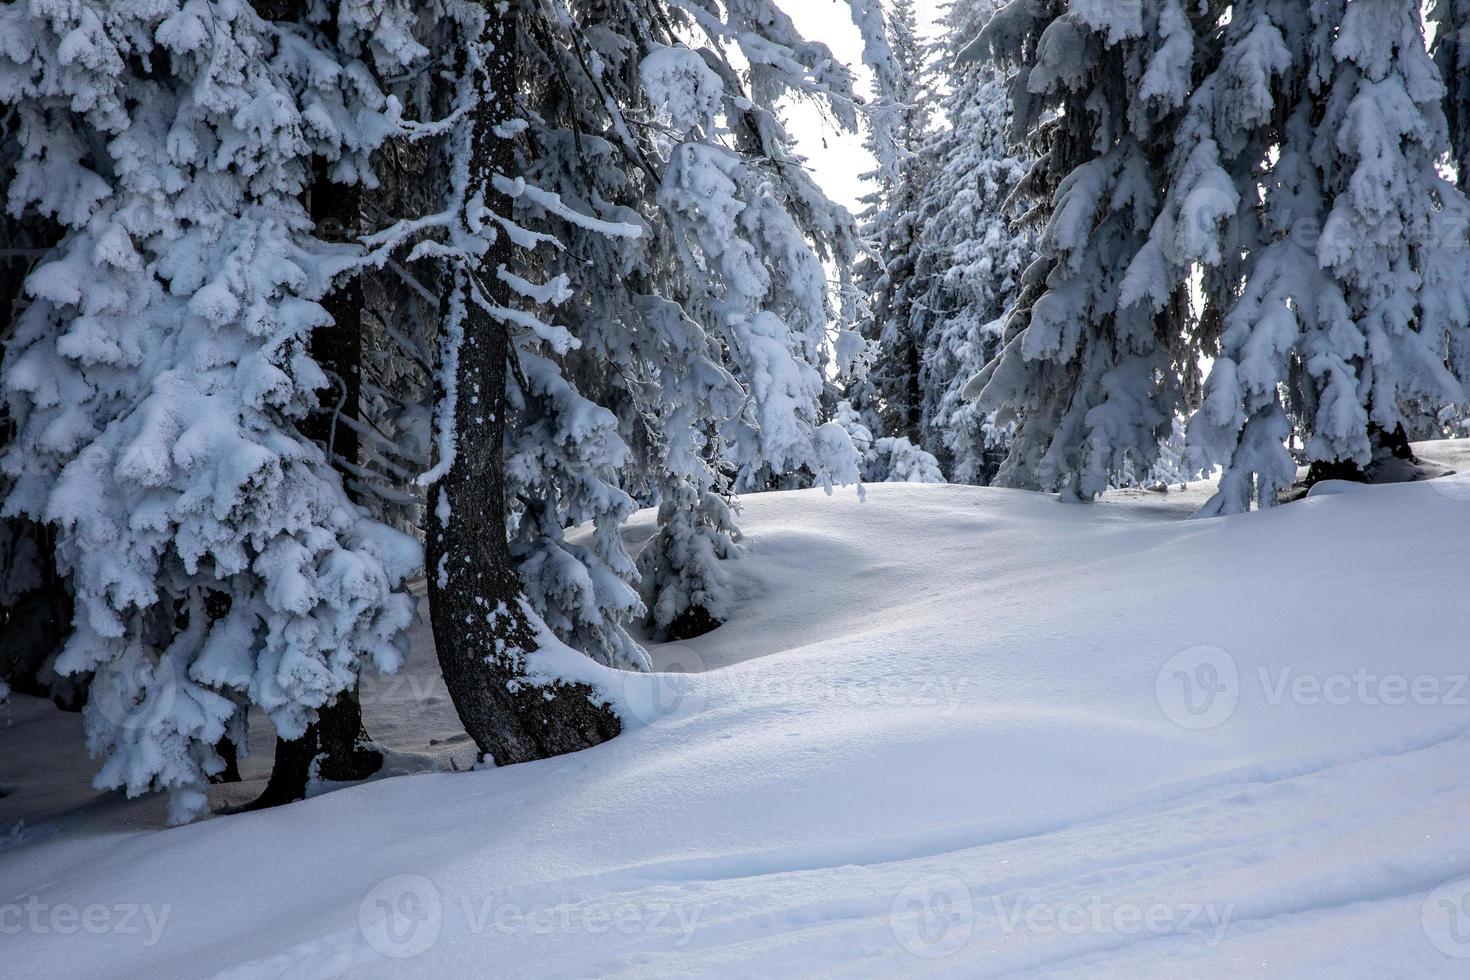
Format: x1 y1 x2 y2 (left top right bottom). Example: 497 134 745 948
1149 412 1192 488
495 3 656 664
1179 0 1470 513
1181 0 1336 512
236 0 385 809
0 0 424 821
644 0 897 622
830 397 945 484
1311 0 1470 461
498 0 882 643
962 0 1209 500
852 0 936 461
915 0 1036 485
507 2 722 653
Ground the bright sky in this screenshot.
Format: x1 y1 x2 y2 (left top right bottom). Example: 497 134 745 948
782 0 943 212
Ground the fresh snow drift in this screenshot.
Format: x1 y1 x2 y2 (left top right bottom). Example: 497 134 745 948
5 466 1470 977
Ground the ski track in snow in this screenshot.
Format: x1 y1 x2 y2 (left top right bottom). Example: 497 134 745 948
4 446 1470 977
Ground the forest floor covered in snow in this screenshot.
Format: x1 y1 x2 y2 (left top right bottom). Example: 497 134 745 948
4 441 1470 977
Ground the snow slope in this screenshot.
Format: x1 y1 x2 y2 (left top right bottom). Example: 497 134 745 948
4 466 1470 977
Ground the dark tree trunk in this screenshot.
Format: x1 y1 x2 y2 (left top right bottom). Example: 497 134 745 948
312 688 383 779
905 334 923 446
246 159 382 809
244 688 379 809
244 729 317 810
209 736 243 785
425 3 620 767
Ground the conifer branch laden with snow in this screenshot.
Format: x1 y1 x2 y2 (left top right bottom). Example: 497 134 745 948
0 0 424 821
508 0 883 643
912 0 1035 485
948 0 1470 511
962 0 1209 502
849 0 939 472
1171 0 1470 513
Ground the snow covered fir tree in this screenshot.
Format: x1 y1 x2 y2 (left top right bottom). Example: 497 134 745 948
965 0 1470 508
909 0 1035 484
5 2 1470 975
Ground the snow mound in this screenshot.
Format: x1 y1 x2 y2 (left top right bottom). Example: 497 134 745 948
5 477 1470 977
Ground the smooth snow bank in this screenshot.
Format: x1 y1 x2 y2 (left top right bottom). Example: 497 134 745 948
5 472 1470 977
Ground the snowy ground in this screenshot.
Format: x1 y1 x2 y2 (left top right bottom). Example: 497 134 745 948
4 443 1470 977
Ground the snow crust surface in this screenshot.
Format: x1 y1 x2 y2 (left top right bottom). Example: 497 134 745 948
5 463 1470 977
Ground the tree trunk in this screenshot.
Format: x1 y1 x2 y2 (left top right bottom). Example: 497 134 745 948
425 3 620 767
243 688 379 808
905 333 923 446
209 735 243 785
